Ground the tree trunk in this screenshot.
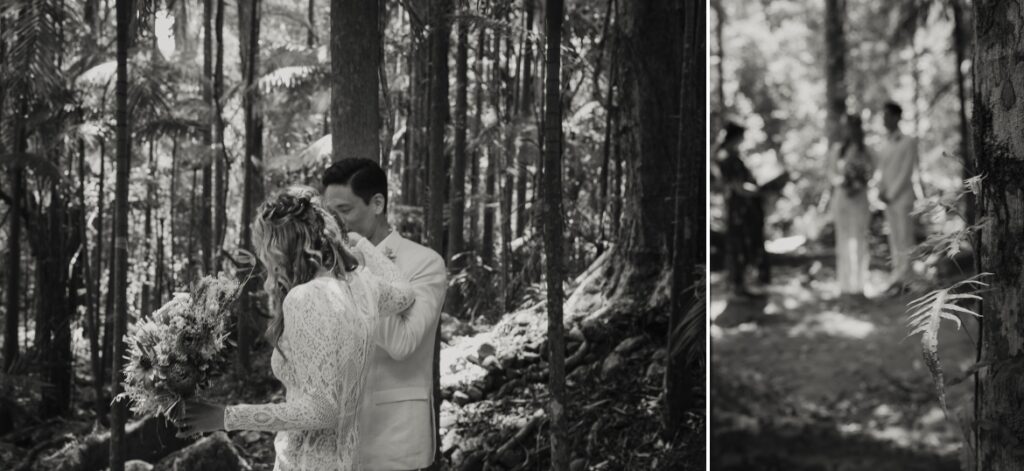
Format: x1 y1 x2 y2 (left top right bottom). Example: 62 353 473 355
237 0 264 375
110 0 132 467
427 0 450 256
448 15 468 314
426 0 451 466
450 17 468 264
93 140 108 410
80 139 104 423
307 0 316 47
168 137 177 293
331 0 381 162
542 0 568 468
665 0 704 438
951 0 974 226
972 3 1024 469
515 0 534 239
201 0 214 274
2 139 22 436
213 0 227 266
598 0 617 250
470 27 486 252
142 140 155 317
824 0 847 145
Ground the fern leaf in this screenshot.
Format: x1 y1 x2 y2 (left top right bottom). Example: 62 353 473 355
905 273 990 418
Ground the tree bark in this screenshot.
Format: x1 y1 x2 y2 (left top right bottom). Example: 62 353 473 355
515 0 534 238
213 0 227 265
426 0 451 466
427 0 450 256
542 0 568 468
665 0 704 437
201 0 214 274
237 0 264 375
824 0 847 145
598 0 617 250
951 0 974 226
110 0 132 467
450 17 468 265
972 3 1024 469
331 0 381 162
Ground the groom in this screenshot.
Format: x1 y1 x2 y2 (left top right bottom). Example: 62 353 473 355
322 158 447 470
877 101 918 296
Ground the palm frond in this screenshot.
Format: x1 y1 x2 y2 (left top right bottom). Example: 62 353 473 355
259 65 327 93
905 272 990 418
0 152 64 185
672 266 705 368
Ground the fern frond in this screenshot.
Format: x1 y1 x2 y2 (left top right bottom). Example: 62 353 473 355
905 272 990 418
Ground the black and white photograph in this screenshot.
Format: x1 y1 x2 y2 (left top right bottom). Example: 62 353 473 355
711 0 1024 470
0 0 703 470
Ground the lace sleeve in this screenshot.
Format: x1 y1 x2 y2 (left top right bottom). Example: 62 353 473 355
223 283 342 432
354 238 415 317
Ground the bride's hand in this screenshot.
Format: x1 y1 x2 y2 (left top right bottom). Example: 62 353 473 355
346 231 365 246
173 400 225 438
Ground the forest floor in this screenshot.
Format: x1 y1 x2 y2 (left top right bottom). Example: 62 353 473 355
710 257 977 471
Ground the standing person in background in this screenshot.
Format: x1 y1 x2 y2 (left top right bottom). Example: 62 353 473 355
827 114 873 300
876 101 918 296
715 122 768 298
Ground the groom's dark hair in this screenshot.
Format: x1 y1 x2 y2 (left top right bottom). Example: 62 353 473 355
322 158 389 211
883 101 903 118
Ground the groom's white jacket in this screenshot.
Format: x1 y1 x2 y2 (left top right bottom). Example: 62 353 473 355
360 231 447 470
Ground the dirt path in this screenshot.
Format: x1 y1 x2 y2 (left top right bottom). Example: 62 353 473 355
711 264 977 470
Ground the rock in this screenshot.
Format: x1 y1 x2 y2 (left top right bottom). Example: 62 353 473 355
466 386 484 402
567 326 585 341
126 460 153 471
601 353 624 377
570 458 588 471
519 351 540 364
477 342 497 359
459 451 486 471
513 311 533 326
652 348 668 362
495 445 525 468
452 390 471 406
614 336 646 355
152 432 248 471
481 355 501 371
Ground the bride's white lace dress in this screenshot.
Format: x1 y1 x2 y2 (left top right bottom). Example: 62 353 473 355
222 238 413 470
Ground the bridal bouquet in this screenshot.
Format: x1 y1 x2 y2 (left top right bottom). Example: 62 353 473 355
118 272 240 417
840 157 870 196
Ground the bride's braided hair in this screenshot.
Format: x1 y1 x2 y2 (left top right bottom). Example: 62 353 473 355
253 190 359 356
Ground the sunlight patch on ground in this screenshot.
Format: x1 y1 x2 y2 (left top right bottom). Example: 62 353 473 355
787 310 877 339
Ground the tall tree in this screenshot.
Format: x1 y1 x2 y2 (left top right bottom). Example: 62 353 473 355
109 0 132 467
972 3 1024 469
213 0 228 262
331 0 381 162
1 26 22 434
449 16 468 265
951 0 974 225
201 0 214 273
426 0 451 467
237 0 264 374
515 0 535 238
824 0 847 145
542 0 569 467
666 0 704 437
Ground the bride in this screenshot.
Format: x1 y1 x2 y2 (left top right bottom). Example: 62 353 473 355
174 188 414 470
827 114 873 298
